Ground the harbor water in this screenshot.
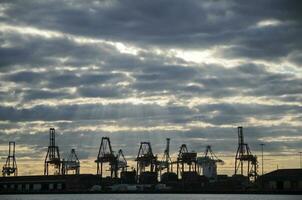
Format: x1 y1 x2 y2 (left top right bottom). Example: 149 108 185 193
0 194 301 200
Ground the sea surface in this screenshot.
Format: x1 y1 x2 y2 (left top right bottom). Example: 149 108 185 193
0 194 301 200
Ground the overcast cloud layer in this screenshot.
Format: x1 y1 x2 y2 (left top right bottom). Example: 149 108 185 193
0 0 302 175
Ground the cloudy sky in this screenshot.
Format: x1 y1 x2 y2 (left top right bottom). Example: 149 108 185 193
0 0 302 176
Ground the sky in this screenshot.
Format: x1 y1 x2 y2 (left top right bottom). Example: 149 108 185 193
0 0 302 176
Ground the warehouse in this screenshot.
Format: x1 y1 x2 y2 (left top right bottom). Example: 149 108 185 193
0 174 99 193
258 169 302 192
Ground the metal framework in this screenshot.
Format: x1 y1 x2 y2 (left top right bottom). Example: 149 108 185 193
2 141 18 177
44 128 61 175
62 149 80 175
234 126 258 181
159 138 173 174
95 137 117 178
115 149 128 173
176 144 197 178
197 145 224 178
135 142 158 178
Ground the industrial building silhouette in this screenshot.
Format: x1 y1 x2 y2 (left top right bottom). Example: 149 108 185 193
1 127 301 194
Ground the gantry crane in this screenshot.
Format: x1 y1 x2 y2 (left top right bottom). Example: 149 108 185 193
158 138 173 175
95 137 117 178
197 145 224 179
114 149 128 174
234 126 258 181
176 144 197 178
2 141 18 176
62 149 80 175
135 142 158 179
44 128 61 175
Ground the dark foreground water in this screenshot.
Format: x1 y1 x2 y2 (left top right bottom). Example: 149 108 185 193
0 194 301 200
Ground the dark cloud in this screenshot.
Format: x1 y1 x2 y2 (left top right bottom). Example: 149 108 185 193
196 103 302 125
4 71 45 83
77 85 129 98
0 103 170 122
22 89 72 101
47 72 128 88
0 0 302 173
2 0 301 61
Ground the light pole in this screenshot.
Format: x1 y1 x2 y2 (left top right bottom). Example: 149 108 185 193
260 143 265 175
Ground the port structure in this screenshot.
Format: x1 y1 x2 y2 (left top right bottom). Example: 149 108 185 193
197 145 224 179
95 137 117 178
235 126 258 181
158 138 173 175
44 128 61 175
176 144 197 178
2 141 18 177
135 142 158 178
62 149 80 175
116 149 128 172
